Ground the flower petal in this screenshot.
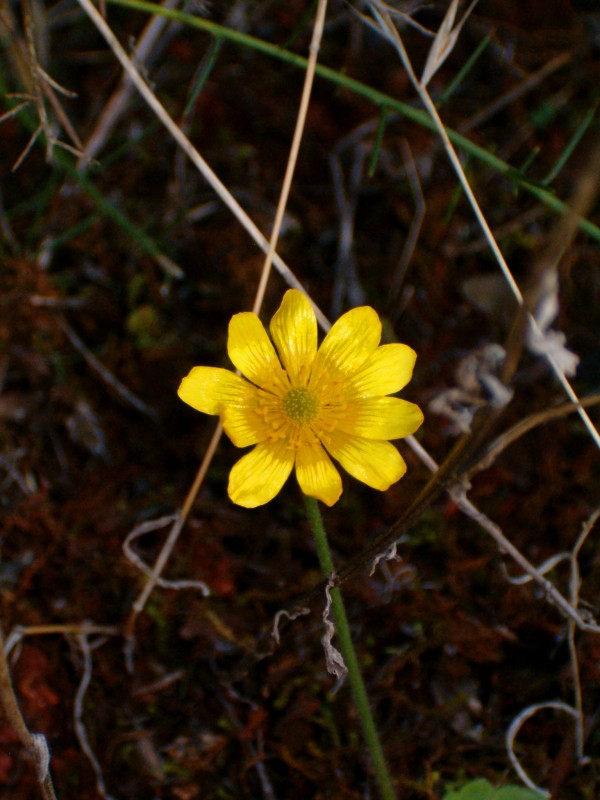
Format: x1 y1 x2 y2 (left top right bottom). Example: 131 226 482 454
228 440 294 508
178 367 250 415
345 343 417 399
335 397 424 440
324 431 407 491
228 312 288 392
270 290 317 385
221 389 274 447
310 306 381 386
295 437 342 506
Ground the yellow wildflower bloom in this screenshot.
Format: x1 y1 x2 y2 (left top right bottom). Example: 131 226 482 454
178 290 423 508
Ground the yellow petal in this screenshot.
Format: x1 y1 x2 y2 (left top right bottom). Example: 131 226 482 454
295 437 342 506
324 431 407 491
335 397 424 440
345 343 417 398
221 390 274 447
178 367 249 415
228 312 288 392
310 306 381 387
270 290 317 385
228 440 294 507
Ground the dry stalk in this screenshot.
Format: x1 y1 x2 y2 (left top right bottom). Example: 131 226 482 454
405 436 600 634
5 623 119 656
329 140 369 316
388 138 425 313
506 701 580 797
0 0 84 168
459 50 572 134
0 625 58 800
73 634 116 800
58 317 158 420
501 506 600 793
567 508 600 759
465 392 600 480
363 0 600 450
77 0 181 166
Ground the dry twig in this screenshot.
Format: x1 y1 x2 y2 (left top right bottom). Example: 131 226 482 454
0 626 58 800
363 0 600 449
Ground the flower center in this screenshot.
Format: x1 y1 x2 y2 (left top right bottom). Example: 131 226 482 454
282 386 319 425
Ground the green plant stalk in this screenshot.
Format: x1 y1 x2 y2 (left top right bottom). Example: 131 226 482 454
304 495 396 800
438 33 492 107
542 103 597 185
105 0 600 244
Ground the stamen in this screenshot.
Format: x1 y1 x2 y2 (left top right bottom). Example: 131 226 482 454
283 387 319 425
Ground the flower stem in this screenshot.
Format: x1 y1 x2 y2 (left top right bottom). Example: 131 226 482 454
304 496 396 800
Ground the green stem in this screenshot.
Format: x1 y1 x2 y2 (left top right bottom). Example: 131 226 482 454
304 496 396 800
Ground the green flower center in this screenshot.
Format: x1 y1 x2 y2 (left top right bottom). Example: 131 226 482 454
283 386 319 424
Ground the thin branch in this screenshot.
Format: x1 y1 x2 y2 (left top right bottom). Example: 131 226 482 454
58 317 158 420
567 507 600 760
364 0 600 450
465 392 600 479
73 635 116 800
0 625 58 800
506 701 579 797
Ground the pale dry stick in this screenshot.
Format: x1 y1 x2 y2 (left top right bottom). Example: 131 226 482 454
74 634 117 800
77 0 180 166
131 669 184 696
220 689 278 800
388 138 425 310
330 142 369 316
5 623 119 655
0 449 33 495
506 701 580 797
567 507 600 760
0 626 58 800
22 0 52 161
443 205 546 258
8 0 85 166
252 0 328 314
453 492 599 635
405 434 600 634
11 121 44 172
459 50 572 135
324 116 382 311
74 0 329 330
0 2 81 159
123 513 211 592
40 78 82 153
365 0 600 450
58 317 158 420
122 0 329 657
498 494 600 774
465 392 600 480
123 421 223 667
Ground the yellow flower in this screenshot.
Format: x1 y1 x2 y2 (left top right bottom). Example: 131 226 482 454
178 289 423 508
